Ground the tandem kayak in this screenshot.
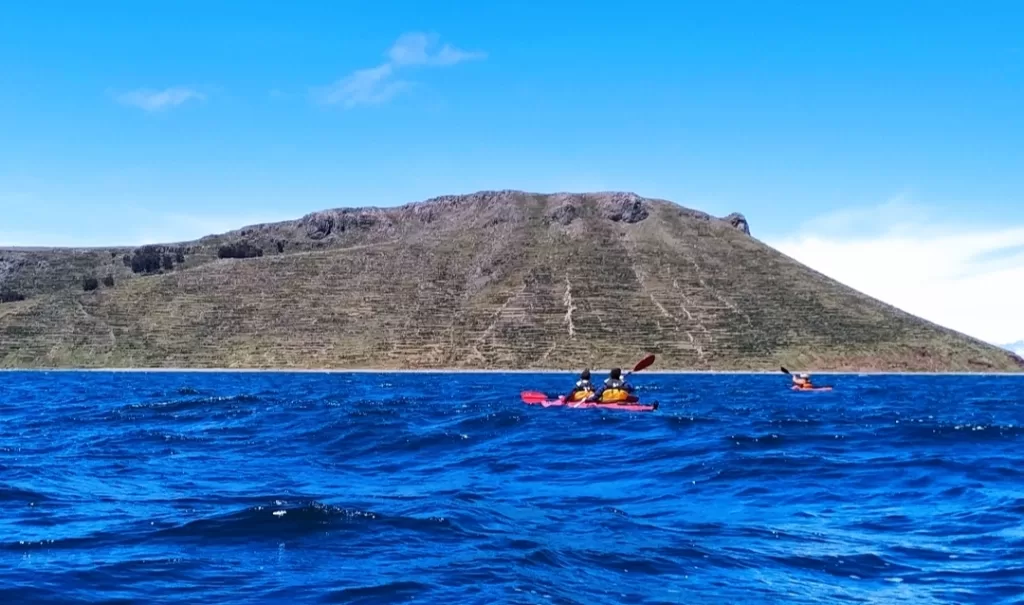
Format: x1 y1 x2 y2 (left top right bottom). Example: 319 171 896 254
791 385 833 392
523 395 658 412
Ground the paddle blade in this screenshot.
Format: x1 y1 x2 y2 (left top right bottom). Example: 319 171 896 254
520 391 549 403
780 366 790 374
632 354 656 373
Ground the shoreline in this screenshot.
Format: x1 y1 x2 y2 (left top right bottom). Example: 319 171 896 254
2 367 1023 376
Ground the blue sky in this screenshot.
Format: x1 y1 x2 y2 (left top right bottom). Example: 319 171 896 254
1 1 1022 344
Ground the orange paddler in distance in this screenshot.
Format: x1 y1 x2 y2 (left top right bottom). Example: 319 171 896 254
781 367 834 392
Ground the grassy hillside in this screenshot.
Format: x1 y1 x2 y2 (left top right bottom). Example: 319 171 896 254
1 190 1021 371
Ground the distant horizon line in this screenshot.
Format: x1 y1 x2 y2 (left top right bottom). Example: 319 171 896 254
2 367 1022 376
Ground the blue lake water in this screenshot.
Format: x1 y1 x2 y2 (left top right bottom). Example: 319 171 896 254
1 370 1022 604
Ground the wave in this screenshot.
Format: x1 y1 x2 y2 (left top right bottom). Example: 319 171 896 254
0 485 51 503
4 499 478 552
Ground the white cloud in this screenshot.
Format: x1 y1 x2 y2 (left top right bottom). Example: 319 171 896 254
387 32 487 67
114 87 206 112
314 32 485 108
767 201 1024 346
312 64 410 108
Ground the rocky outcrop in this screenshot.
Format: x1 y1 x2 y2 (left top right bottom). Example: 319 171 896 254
303 213 336 240
301 208 393 239
596 192 649 223
722 212 750 235
550 203 579 226
0 254 24 287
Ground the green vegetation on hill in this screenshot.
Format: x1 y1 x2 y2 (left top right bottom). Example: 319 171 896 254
1 190 1021 371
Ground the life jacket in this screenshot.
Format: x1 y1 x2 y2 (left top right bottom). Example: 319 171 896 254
599 378 630 402
569 379 594 401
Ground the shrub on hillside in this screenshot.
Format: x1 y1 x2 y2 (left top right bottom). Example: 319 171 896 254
130 246 164 274
82 276 99 291
0 290 26 303
217 241 264 259
102 275 115 288
126 245 186 274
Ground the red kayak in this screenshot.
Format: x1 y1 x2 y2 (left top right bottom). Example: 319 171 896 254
521 392 658 412
521 354 661 412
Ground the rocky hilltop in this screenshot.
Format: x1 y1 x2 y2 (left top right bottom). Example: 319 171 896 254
1 190 1020 371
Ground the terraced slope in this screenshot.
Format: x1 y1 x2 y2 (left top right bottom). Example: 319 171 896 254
1 191 1020 371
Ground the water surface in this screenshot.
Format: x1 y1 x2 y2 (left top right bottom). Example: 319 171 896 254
1 371 1022 604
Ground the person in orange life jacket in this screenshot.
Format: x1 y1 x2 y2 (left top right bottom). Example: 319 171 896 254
564 369 595 402
586 368 637 403
792 373 814 389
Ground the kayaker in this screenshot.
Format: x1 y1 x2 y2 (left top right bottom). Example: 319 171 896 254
792 373 814 390
564 369 595 402
586 368 637 403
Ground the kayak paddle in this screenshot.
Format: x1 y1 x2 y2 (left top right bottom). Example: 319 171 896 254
780 366 790 374
625 354 656 376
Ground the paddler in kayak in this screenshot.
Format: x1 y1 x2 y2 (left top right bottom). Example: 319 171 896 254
585 368 638 404
563 369 595 402
792 373 815 390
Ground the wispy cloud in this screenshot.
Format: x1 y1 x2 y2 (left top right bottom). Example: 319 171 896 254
313 32 485 108
766 200 1024 345
387 32 487 67
115 87 206 112
313 64 410 108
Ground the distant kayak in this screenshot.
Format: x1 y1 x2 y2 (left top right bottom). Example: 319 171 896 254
521 393 658 412
780 367 833 392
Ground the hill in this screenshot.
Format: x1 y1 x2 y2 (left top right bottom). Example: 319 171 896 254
1 190 1021 371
